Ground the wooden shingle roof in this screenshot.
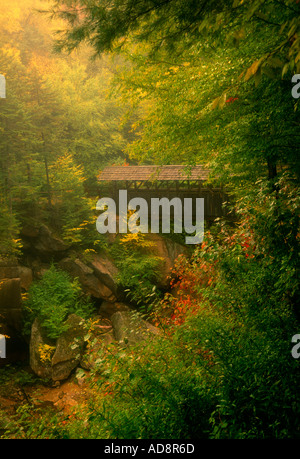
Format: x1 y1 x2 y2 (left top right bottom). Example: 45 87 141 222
98 165 210 182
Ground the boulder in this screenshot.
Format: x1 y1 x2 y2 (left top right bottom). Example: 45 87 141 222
80 317 115 370
144 234 188 288
51 314 86 381
29 318 54 379
111 310 161 346
30 314 87 381
0 278 22 331
88 253 119 296
24 224 69 262
17 266 33 291
20 224 40 238
58 257 116 301
98 301 131 319
0 265 32 290
36 225 69 252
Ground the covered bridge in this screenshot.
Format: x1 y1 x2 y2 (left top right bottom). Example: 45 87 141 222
97 165 228 222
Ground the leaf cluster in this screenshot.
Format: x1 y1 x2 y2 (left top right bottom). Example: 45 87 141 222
23 264 95 339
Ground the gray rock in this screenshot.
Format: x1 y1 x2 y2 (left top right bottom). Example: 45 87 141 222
88 253 119 296
29 318 54 379
98 301 130 319
0 265 32 291
20 224 40 238
142 234 188 288
51 314 86 381
30 314 87 382
58 257 116 301
34 225 69 254
111 310 161 346
17 266 33 291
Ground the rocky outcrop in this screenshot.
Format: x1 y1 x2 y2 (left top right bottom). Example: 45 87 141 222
0 278 22 332
145 234 188 288
29 318 54 379
98 301 130 319
51 314 87 381
21 224 70 262
0 223 187 369
19 223 187 297
87 252 120 297
0 265 33 291
18 222 187 293
58 257 117 302
30 314 87 381
111 310 161 346
29 308 162 380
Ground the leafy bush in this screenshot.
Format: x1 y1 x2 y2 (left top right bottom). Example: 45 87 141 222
84 336 217 439
49 154 100 247
158 173 300 438
23 265 95 339
109 233 164 313
177 305 300 439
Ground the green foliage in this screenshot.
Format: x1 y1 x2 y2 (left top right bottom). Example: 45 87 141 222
83 336 216 439
11 333 216 439
0 202 22 259
83 180 299 438
109 233 164 313
4 184 300 438
53 0 300 189
176 305 300 439
0 0 132 256
23 265 94 339
164 174 300 438
48 153 96 246
51 0 300 80
112 37 299 188
211 174 300 318
0 364 39 388
1 403 66 439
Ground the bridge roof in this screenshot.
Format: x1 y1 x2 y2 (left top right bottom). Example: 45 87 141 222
98 165 210 182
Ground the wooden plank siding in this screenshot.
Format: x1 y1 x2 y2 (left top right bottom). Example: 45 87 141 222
97 165 229 222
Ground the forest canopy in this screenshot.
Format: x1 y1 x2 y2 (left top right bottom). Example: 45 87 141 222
48 0 300 184
0 0 135 256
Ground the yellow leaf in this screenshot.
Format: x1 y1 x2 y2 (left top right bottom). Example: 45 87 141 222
244 58 263 81
211 97 220 109
219 93 227 109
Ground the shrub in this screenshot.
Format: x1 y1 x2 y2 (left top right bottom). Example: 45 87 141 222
109 233 164 313
176 305 300 439
36 332 218 439
23 265 95 339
